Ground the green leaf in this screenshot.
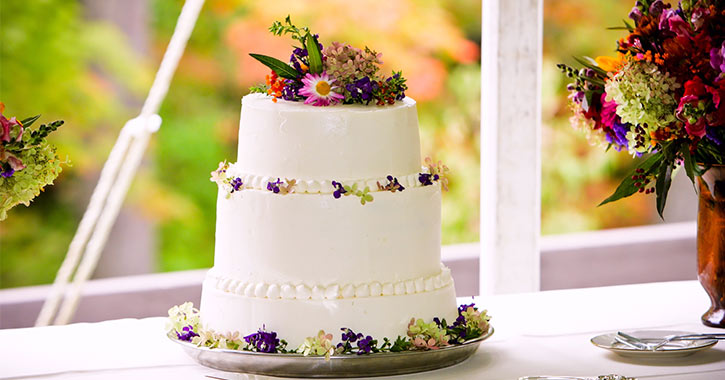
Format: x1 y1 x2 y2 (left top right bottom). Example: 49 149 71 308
655 160 674 219
573 56 608 77
249 53 299 79
679 141 697 191
305 33 323 74
599 152 662 206
20 115 41 128
622 19 635 32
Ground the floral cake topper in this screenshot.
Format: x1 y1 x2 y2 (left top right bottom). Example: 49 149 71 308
249 16 408 106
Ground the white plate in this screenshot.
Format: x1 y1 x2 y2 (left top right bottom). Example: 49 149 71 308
590 330 718 358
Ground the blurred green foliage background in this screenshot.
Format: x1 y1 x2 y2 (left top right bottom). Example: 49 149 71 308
1 0 656 288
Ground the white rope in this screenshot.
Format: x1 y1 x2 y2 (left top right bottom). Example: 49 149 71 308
36 0 205 327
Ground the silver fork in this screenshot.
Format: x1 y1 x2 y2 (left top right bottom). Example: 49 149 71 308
617 331 725 350
650 333 725 350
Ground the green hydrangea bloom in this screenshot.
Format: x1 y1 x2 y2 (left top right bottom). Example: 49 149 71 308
604 60 679 153
297 330 335 360
406 318 450 349
0 142 64 220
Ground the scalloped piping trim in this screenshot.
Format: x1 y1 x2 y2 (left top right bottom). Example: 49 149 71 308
207 266 454 300
218 163 432 195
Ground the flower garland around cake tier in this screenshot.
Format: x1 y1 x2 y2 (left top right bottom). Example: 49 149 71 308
210 157 450 205
247 16 408 107
167 302 491 361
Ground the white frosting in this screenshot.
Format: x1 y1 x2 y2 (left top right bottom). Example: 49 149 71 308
199 95 457 347
206 265 454 300
200 278 457 347
212 184 442 286
236 94 421 181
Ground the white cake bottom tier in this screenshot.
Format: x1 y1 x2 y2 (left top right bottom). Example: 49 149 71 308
200 277 457 348
213 182 442 286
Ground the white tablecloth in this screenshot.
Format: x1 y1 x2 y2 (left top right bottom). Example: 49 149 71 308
2 280 724 379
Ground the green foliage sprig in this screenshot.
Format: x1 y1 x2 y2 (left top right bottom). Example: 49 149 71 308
343 183 374 205
269 15 310 43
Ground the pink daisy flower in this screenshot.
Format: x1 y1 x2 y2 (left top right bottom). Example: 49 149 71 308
299 72 345 106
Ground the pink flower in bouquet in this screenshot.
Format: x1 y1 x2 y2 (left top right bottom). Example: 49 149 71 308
711 42 725 75
299 72 344 107
0 104 21 143
706 80 725 127
676 77 708 138
659 9 691 38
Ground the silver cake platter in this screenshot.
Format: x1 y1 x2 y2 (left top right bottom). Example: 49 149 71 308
169 326 493 378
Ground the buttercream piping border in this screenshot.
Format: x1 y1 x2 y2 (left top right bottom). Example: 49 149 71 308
219 164 432 195
208 266 454 300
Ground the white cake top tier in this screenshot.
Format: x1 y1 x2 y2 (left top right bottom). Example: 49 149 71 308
237 94 421 181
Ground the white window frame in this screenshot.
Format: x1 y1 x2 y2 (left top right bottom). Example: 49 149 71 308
481 0 543 295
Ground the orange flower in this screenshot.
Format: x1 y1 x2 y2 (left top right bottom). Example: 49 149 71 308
595 54 624 72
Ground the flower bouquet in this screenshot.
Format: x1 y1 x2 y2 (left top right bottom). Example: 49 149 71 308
559 0 725 327
558 0 725 217
248 16 408 107
0 103 65 220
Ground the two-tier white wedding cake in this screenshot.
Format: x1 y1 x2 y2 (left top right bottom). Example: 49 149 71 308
199 93 457 347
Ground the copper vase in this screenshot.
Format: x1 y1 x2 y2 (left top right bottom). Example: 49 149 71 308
697 166 725 328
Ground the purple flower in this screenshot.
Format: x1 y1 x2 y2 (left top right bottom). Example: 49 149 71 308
628 2 643 22
290 53 306 75
418 173 433 186
711 42 725 74
659 8 690 37
706 127 723 146
230 177 243 193
433 317 444 328
649 0 665 18
282 79 303 101
346 76 379 105
458 303 476 315
0 166 14 178
331 181 347 199
176 325 199 342
340 328 362 343
607 121 630 151
356 335 375 355
267 178 283 193
293 47 308 58
244 327 281 353
384 175 405 192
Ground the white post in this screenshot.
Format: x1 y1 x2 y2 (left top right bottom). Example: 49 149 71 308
480 0 542 295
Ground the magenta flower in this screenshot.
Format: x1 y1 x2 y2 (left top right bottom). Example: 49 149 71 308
299 72 344 106
711 42 725 75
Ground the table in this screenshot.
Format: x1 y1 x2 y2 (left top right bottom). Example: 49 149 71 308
2 280 724 379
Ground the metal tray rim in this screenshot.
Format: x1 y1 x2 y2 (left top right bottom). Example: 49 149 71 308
169 325 494 377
